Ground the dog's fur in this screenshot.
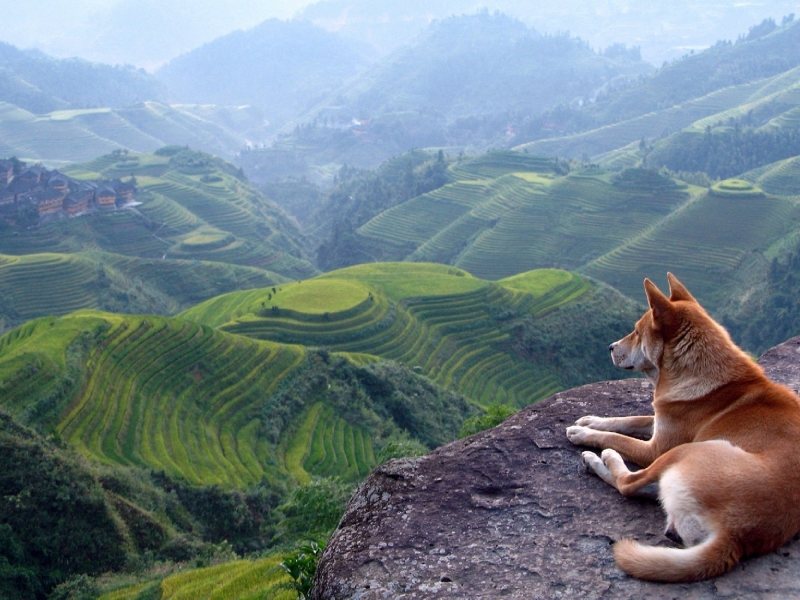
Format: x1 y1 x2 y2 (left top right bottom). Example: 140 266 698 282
566 273 800 582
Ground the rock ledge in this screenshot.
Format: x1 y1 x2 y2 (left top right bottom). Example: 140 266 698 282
313 336 800 599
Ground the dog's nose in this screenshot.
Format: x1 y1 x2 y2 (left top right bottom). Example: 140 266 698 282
608 343 615 352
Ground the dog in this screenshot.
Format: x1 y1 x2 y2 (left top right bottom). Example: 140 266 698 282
566 273 800 582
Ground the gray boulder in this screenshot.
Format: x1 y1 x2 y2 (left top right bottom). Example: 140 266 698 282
313 336 800 599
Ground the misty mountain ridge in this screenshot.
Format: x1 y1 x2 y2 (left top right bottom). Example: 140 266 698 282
156 18 374 129
238 11 650 180
0 41 165 114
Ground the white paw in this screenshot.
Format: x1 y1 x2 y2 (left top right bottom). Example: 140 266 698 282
581 450 604 473
575 415 606 428
601 448 623 467
566 425 591 445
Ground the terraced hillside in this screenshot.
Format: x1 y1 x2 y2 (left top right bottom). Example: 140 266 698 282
332 152 697 280
0 306 476 488
182 263 637 409
0 100 269 166
516 75 779 161
0 311 304 487
318 151 800 318
582 179 800 304
512 18 800 163
0 251 288 332
99 556 294 600
0 148 316 280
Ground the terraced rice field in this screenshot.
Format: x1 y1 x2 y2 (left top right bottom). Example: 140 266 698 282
0 253 99 319
0 311 306 487
356 155 694 280
139 178 259 241
285 402 375 483
60 150 318 279
753 156 800 196
99 555 293 600
183 264 590 407
514 74 786 160
582 188 800 301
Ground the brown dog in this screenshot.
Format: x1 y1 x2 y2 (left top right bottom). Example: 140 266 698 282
566 273 800 582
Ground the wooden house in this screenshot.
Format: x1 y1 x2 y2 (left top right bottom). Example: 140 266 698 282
47 172 70 193
18 165 45 184
96 185 117 209
113 179 135 203
64 189 92 216
35 188 64 216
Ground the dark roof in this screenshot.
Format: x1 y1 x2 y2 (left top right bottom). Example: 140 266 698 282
35 188 64 202
47 172 71 187
8 179 36 194
97 185 116 197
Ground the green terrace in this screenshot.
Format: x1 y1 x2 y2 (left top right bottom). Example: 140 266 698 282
0 302 474 490
581 183 800 303
181 263 591 408
351 158 694 280
0 312 307 487
99 555 294 600
0 251 288 330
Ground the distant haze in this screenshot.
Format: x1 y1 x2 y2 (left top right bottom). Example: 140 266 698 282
0 0 799 69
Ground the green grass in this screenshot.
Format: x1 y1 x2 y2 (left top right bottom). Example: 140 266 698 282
182 264 589 408
100 555 294 600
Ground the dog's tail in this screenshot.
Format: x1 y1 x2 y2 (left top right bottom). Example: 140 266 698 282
613 533 741 582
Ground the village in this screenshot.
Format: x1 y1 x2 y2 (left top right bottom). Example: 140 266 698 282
0 158 137 225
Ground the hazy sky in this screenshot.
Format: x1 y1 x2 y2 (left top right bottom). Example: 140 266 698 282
2 0 799 70
0 0 318 69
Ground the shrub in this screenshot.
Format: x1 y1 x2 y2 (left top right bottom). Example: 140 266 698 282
458 403 517 438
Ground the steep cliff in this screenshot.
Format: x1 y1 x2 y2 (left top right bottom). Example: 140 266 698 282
313 336 800 598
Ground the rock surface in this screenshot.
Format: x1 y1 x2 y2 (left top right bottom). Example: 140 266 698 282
313 336 800 599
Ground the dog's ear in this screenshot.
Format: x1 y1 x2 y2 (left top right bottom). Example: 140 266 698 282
644 278 672 321
667 272 695 302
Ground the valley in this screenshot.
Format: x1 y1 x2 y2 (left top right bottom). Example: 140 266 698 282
2 5 800 599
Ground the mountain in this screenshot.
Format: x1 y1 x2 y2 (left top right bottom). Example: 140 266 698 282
313 12 648 123
241 12 650 182
300 0 800 65
0 100 273 166
0 42 165 114
156 19 373 129
0 148 318 331
0 148 316 275
181 263 641 406
515 16 800 159
308 150 800 346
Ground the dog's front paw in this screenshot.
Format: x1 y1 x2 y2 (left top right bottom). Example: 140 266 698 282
580 450 603 473
601 448 624 468
575 415 606 429
566 425 594 446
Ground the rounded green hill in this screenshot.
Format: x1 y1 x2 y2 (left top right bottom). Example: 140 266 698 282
710 178 765 198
